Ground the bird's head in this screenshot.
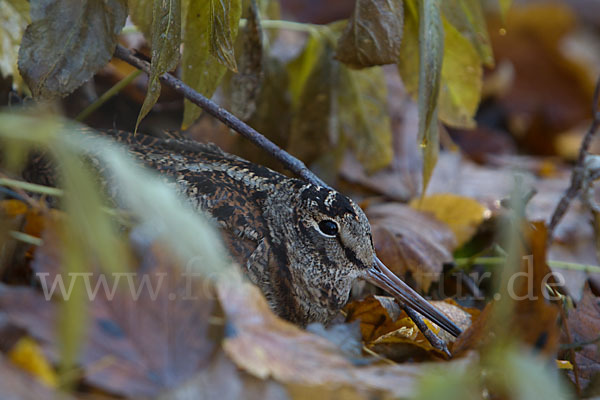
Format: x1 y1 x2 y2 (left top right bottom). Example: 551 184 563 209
280 183 461 336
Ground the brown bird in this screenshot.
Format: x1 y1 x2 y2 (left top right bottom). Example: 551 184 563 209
28 128 461 336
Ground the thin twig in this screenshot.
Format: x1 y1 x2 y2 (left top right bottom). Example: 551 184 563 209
113 44 329 189
548 75 600 241
400 303 452 358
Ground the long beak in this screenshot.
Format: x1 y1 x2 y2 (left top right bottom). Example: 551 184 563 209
365 256 462 337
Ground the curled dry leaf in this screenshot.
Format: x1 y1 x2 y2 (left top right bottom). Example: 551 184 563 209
345 295 473 360
410 193 489 247
366 202 457 292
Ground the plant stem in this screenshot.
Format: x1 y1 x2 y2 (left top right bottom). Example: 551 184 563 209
454 256 600 274
241 18 320 34
0 177 63 197
10 231 43 246
76 70 142 122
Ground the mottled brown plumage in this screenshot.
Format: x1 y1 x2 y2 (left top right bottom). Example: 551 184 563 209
25 128 461 335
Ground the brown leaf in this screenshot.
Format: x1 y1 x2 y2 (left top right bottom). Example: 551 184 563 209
1 231 223 398
366 202 456 292
228 0 263 121
18 0 127 99
0 354 72 399
562 283 600 392
511 221 561 354
453 221 562 356
489 3 594 156
335 0 404 68
218 281 425 398
450 302 494 357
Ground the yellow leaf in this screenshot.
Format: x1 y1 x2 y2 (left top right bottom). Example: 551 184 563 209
410 193 488 247
1 199 28 217
438 16 482 129
555 359 573 370
8 337 58 387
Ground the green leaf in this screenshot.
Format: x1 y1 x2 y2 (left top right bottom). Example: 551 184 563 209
441 0 493 67
398 0 485 190
417 0 443 193
0 0 30 91
338 65 393 172
398 3 482 128
18 0 127 99
287 32 340 171
181 0 241 128
135 0 181 131
210 0 242 72
438 16 482 129
335 0 404 68
128 0 153 41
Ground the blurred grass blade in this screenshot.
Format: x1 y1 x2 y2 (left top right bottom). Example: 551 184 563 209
498 0 512 21
0 111 232 385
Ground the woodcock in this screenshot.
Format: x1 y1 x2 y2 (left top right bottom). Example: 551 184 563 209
27 128 462 337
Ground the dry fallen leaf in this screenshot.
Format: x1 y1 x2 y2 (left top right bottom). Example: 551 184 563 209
561 283 600 392
218 280 451 398
7 336 57 387
410 193 489 247
0 354 72 400
1 227 224 398
366 202 456 292
345 295 473 360
512 221 561 355
489 3 594 156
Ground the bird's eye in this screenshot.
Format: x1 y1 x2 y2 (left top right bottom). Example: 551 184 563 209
318 220 338 237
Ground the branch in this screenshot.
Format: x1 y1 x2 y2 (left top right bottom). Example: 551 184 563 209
113 44 329 189
548 75 600 241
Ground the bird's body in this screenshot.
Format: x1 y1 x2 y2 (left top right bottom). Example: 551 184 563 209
25 128 461 336
61 130 372 326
